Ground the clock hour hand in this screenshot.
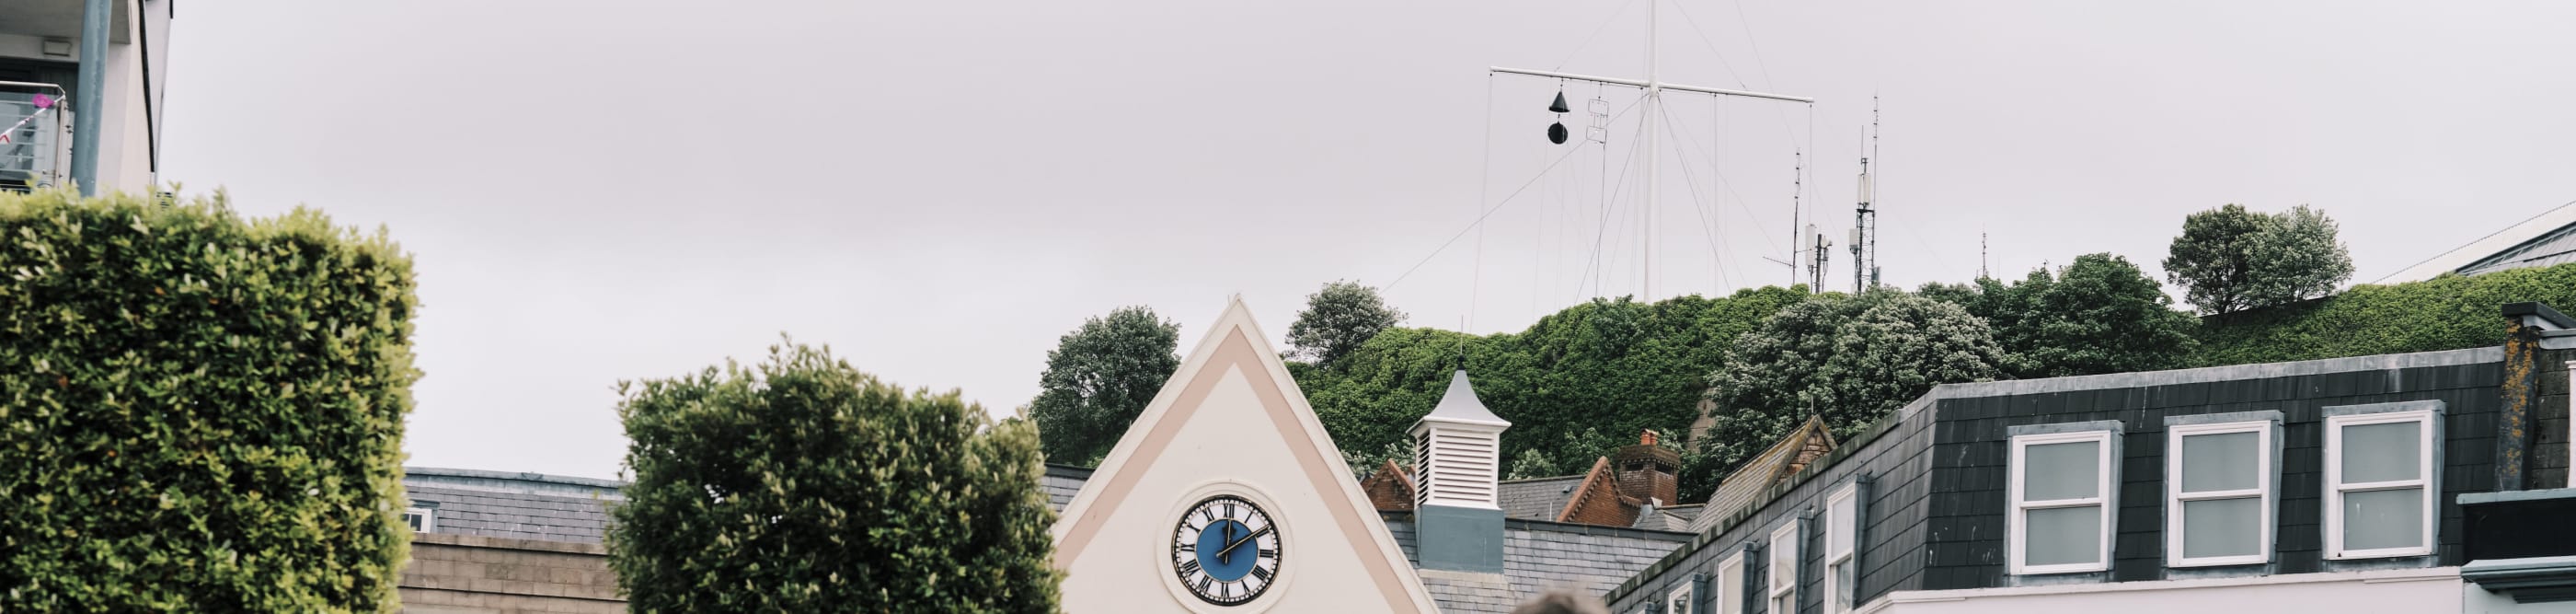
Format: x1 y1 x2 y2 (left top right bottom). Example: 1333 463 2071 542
1215 525 1271 561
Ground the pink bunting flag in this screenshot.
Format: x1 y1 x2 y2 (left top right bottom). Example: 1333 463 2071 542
30 94 52 110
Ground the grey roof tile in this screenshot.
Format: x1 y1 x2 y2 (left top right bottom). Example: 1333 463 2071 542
1498 475 1585 521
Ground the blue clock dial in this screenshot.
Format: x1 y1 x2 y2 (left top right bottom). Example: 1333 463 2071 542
1171 495 1281 606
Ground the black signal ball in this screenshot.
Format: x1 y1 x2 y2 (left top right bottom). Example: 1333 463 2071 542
1548 92 1571 113
1547 122 1570 145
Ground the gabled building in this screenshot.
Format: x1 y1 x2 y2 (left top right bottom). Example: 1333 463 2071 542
2381 199 2576 284
1690 416 1836 534
397 467 626 613
1602 303 2576 614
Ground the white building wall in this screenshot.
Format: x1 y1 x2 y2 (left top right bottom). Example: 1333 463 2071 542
2467 585 2576 614
1865 567 2463 614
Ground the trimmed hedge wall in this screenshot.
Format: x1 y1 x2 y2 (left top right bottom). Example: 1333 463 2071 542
2189 262 2576 366
0 191 420 610
609 341 1063 612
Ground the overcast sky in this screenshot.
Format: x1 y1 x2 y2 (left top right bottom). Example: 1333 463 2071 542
160 2 2576 480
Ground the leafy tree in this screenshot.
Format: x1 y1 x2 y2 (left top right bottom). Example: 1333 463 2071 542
609 340 1061 613
2165 203 2354 314
1341 440 1416 481
1926 254 2198 378
1287 280 1408 366
2164 204 2270 314
2014 254 2200 377
2247 205 2355 307
1506 448 1558 481
1030 307 1180 465
1703 292 2013 471
0 191 418 611
1299 287 1808 502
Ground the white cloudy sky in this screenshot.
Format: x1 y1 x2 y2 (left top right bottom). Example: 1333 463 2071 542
160 1 2576 480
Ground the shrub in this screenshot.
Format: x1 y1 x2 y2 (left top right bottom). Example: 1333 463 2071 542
609 340 1062 613
0 190 420 610
2189 262 2576 366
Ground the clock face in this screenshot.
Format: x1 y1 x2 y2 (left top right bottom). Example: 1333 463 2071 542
1170 494 1282 606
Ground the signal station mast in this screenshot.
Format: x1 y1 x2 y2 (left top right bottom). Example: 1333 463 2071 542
1488 0 1811 301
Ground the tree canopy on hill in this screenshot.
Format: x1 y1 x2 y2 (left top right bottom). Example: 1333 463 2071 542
1295 287 1807 503
2190 261 2576 366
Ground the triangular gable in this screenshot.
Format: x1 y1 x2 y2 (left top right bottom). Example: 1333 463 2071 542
1052 296 1439 613
1692 416 1836 532
1554 457 1636 526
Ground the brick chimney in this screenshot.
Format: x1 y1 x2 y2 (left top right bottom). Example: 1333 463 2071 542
1610 429 1680 505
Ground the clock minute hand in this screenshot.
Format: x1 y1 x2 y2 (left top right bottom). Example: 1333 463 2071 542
1216 525 1271 560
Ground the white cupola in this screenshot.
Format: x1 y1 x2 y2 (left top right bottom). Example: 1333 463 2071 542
1409 370 1512 510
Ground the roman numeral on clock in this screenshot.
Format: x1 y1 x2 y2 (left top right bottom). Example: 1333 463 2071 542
1259 548 1276 558
1251 566 1272 582
1196 576 1212 594
1179 560 1201 575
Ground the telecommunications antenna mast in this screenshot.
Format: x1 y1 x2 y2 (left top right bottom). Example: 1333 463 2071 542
1490 0 1811 300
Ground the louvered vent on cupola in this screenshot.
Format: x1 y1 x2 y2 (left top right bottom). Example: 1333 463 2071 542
1410 370 1512 510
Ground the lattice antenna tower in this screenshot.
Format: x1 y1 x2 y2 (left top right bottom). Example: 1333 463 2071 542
1850 98 1880 294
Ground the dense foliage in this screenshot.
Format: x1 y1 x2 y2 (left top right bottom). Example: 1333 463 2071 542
1298 287 1806 502
2164 203 2353 314
1703 292 2014 470
1029 306 1180 465
2190 262 2576 366
1286 280 1408 365
0 191 420 611
609 340 1061 613
1923 253 2200 378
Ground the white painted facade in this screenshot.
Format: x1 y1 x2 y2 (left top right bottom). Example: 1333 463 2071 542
1052 297 1439 613
0 0 171 193
1859 567 2465 614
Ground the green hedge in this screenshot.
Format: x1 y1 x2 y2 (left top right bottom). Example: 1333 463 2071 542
2188 262 2576 366
0 190 420 611
609 341 1062 613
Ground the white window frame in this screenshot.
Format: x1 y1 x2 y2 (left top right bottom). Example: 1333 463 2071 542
1822 483 1858 614
1767 522 1799 613
2007 429 2115 574
1665 582 1695 614
404 506 435 533
1715 551 1745 614
2166 420 2273 567
2324 409 2438 560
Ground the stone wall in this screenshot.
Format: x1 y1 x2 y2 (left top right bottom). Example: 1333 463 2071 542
399 532 624 614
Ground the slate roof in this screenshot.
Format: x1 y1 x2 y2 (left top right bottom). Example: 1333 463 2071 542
1385 512 1692 613
1042 464 1093 513
2460 220 2576 277
2381 198 2576 284
1497 475 1585 520
1689 415 1834 532
1629 504 1700 531
402 467 624 544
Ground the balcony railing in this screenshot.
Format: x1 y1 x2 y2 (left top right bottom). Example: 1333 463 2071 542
0 82 70 191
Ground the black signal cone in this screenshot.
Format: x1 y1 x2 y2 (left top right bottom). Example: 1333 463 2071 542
1547 91 1571 114
1547 122 1570 145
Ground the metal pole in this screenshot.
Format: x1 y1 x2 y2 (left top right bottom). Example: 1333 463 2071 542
71 0 109 196
1489 67 1813 103
1643 0 1658 300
